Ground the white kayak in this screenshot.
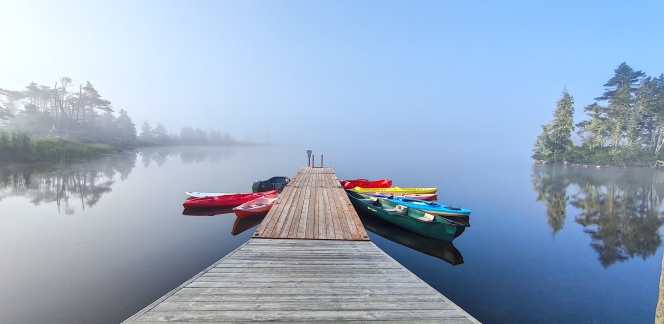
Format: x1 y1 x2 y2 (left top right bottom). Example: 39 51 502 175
186 191 235 198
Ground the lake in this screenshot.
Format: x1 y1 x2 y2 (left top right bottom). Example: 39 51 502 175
0 146 661 324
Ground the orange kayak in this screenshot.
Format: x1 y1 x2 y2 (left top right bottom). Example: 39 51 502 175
233 193 279 218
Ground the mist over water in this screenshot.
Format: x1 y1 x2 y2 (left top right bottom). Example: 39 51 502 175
0 146 662 324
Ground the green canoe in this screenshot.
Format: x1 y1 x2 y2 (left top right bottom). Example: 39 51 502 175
346 190 468 242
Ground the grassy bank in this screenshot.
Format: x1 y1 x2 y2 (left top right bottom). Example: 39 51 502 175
0 130 119 163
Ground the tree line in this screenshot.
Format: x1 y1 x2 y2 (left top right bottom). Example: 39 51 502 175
0 77 247 159
533 63 664 166
0 78 136 145
137 122 242 146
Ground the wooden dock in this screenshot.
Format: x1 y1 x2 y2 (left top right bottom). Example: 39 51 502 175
123 167 480 323
254 167 369 241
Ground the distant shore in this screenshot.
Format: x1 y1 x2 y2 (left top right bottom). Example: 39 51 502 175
533 159 664 170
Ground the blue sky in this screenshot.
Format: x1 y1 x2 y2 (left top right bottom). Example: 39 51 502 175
1 1 662 157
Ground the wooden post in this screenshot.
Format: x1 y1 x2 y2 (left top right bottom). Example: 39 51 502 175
307 150 312 167
656 253 664 323
321 155 324 167
312 155 315 167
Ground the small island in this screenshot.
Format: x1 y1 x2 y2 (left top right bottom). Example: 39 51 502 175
533 62 664 168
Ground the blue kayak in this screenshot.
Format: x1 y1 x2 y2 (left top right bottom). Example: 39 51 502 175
365 194 471 217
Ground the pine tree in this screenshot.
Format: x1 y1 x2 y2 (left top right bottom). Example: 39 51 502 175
596 63 645 149
140 121 153 139
533 88 575 161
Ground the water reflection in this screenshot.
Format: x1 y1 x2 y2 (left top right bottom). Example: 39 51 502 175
532 165 570 234
231 214 267 236
532 165 664 267
0 147 242 215
182 206 235 216
357 210 464 266
139 146 236 167
0 152 136 214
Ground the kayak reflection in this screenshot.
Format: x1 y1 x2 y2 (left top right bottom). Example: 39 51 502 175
357 210 464 266
231 213 267 235
182 206 235 216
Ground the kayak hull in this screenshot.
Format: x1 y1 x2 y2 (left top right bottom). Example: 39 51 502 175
183 190 277 208
364 192 438 201
340 179 392 189
186 191 234 198
233 193 278 218
376 195 471 217
346 190 467 242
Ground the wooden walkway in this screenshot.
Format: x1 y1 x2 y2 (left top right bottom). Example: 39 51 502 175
254 167 369 241
122 239 479 323
123 167 480 323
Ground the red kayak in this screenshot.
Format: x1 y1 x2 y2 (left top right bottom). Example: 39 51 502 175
340 178 392 189
362 192 438 201
232 193 279 218
182 190 278 208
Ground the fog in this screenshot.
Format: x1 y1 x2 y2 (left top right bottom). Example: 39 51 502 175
1 1 662 158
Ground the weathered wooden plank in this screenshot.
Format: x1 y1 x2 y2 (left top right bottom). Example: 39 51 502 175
206 268 410 275
200 273 409 279
164 294 446 303
284 167 309 238
135 321 471 324
124 239 480 324
176 287 442 295
254 168 300 238
186 281 427 289
152 301 454 311
332 185 362 240
278 171 306 239
256 172 298 237
305 172 317 238
134 309 473 322
326 178 345 240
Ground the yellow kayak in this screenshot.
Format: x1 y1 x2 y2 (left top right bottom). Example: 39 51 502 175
352 186 438 194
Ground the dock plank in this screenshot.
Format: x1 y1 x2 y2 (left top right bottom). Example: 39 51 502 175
123 239 480 323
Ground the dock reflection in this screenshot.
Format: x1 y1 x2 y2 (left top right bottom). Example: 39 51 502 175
356 211 464 266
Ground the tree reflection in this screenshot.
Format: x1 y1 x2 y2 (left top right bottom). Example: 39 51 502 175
532 165 664 267
0 147 238 214
139 146 236 167
0 152 136 214
532 165 570 234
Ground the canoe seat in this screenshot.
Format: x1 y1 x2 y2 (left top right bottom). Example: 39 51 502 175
420 214 435 221
382 208 396 213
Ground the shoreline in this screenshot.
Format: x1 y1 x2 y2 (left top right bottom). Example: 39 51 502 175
533 159 664 170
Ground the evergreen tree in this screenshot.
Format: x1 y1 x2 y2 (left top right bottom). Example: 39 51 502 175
596 63 645 149
153 123 169 142
576 103 609 151
139 121 153 139
533 88 575 161
116 109 136 143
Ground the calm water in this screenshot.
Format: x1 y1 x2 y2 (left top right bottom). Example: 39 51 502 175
0 146 662 324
